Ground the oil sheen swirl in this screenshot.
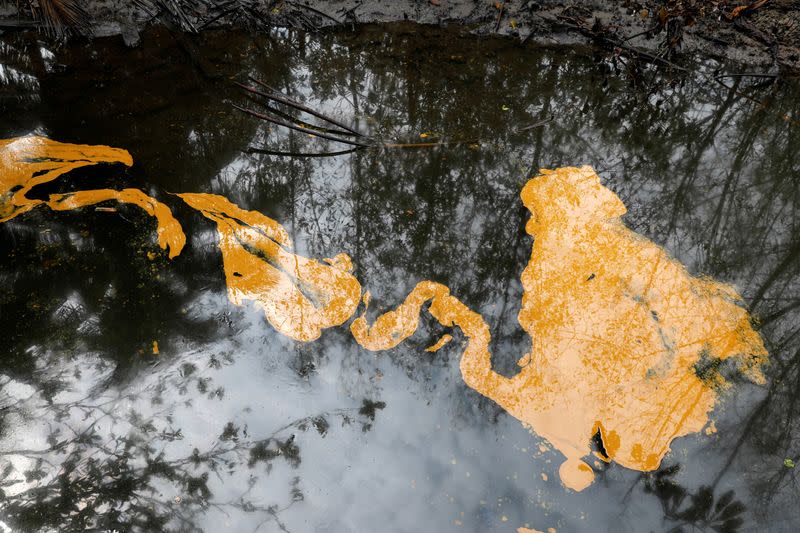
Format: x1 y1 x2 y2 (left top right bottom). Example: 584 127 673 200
0 136 768 492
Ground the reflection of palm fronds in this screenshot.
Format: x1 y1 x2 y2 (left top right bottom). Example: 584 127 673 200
0 40 41 107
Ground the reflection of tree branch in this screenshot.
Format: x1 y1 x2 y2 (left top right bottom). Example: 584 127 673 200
750 239 800 311
710 351 800 489
0 351 379 532
643 465 746 532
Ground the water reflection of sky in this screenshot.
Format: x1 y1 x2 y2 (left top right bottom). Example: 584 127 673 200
1 24 799 532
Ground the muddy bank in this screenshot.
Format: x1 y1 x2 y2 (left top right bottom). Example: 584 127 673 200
1 1 799 71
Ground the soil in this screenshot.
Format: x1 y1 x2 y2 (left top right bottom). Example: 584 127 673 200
0 1 799 71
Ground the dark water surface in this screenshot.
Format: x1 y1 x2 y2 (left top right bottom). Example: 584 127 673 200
1 24 800 532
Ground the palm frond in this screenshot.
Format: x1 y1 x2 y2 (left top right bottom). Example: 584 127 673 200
19 0 90 35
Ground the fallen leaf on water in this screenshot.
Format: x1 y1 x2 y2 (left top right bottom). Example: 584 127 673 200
730 0 769 19
784 458 795 468
658 6 668 25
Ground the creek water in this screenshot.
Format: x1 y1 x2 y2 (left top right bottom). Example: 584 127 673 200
1 24 799 532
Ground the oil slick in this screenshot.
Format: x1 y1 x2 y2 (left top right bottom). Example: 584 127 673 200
47 189 185 258
0 136 133 221
0 136 360 342
177 193 361 342
351 280 519 422
512 166 767 488
351 165 768 491
0 138 768 493
0 136 184 258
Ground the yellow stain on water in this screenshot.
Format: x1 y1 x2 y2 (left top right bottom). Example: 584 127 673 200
426 334 454 352
177 193 361 342
352 166 767 491
0 136 184 257
47 189 185 258
0 138 768 493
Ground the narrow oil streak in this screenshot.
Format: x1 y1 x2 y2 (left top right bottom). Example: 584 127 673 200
0 136 185 258
177 192 361 342
426 334 453 352
353 166 768 491
46 189 185 258
0 136 133 221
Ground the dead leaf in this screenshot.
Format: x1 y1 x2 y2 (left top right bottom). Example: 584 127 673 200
731 5 747 17
729 0 769 19
658 6 668 26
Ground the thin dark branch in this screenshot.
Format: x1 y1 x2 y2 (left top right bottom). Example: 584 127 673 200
554 15 688 73
380 136 487 148
514 117 553 133
245 147 362 158
232 104 373 147
240 88 357 137
494 2 505 32
246 76 365 137
715 73 780 80
197 0 242 30
622 25 659 42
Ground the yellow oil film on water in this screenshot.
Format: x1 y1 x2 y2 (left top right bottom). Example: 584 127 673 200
0 138 768 493
349 165 767 491
176 192 362 342
47 189 185 258
0 136 185 258
1 136 133 221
